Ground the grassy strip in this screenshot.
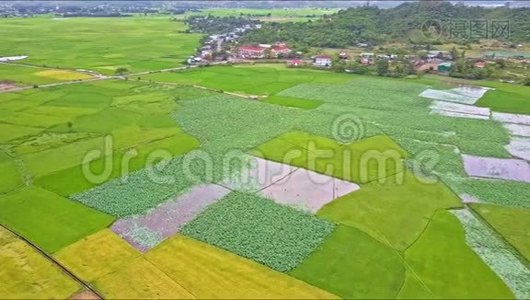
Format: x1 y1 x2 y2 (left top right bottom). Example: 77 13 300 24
262 95 323 109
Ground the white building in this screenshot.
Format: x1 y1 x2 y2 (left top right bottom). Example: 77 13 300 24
313 55 332 67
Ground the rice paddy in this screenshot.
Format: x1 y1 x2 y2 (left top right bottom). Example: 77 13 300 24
0 227 80 298
0 17 201 74
1 15 529 298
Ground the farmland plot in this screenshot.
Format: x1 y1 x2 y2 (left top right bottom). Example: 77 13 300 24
54 230 193 299
0 17 201 74
278 76 529 208
289 225 406 299
0 187 113 253
404 210 513 299
0 63 92 86
146 235 338 299
470 203 530 262
0 227 80 298
452 209 530 299
462 154 530 183
111 184 231 252
181 192 335 272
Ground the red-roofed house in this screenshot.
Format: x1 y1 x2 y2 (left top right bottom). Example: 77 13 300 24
474 60 486 68
288 59 303 67
271 44 292 57
238 45 265 59
314 55 332 67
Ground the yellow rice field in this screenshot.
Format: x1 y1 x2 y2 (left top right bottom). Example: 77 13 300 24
0 227 80 298
34 69 92 81
146 234 338 299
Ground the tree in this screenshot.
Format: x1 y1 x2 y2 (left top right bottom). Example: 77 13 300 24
450 46 459 60
115 67 128 75
375 59 389 76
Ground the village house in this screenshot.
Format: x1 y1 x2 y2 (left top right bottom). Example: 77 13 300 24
270 44 291 57
237 43 291 59
238 45 265 59
287 59 303 67
437 62 452 72
313 55 332 67
474 60 486 68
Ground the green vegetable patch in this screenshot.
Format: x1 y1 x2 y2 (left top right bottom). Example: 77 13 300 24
181 192 335 272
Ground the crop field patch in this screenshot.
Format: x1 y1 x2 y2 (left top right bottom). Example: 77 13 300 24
0 187 114 253
54 229 140 282
430 108 491 120
181 192 335 272
470 203 530 262
146 234 338 299
0 227 80 298
144 64 353 95
0 156 23 194
492 112 530 125
93 257 194 299
34 69 92 81
476 82 530 114
405 210 513 299
419 86 491 105
55 229 194 298
259 167 360 213
290 225 405 299
221 155 299 192
277 76 528 207
251 132 407 184
21 136 106 178
503 123 530 137
431 100 490 116
452 209 530 299
462 154 530 183
0 63 91 85
112 184 231 252
318 170 462 251
0 123 43 143
70 146 201 217
0 18 201 74
262 95 323 109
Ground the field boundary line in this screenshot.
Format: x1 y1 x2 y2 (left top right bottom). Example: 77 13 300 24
0 223 105 299
143 256 198 298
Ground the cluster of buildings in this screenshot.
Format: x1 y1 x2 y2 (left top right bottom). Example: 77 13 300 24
195 24 261 61
237 43 292 59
